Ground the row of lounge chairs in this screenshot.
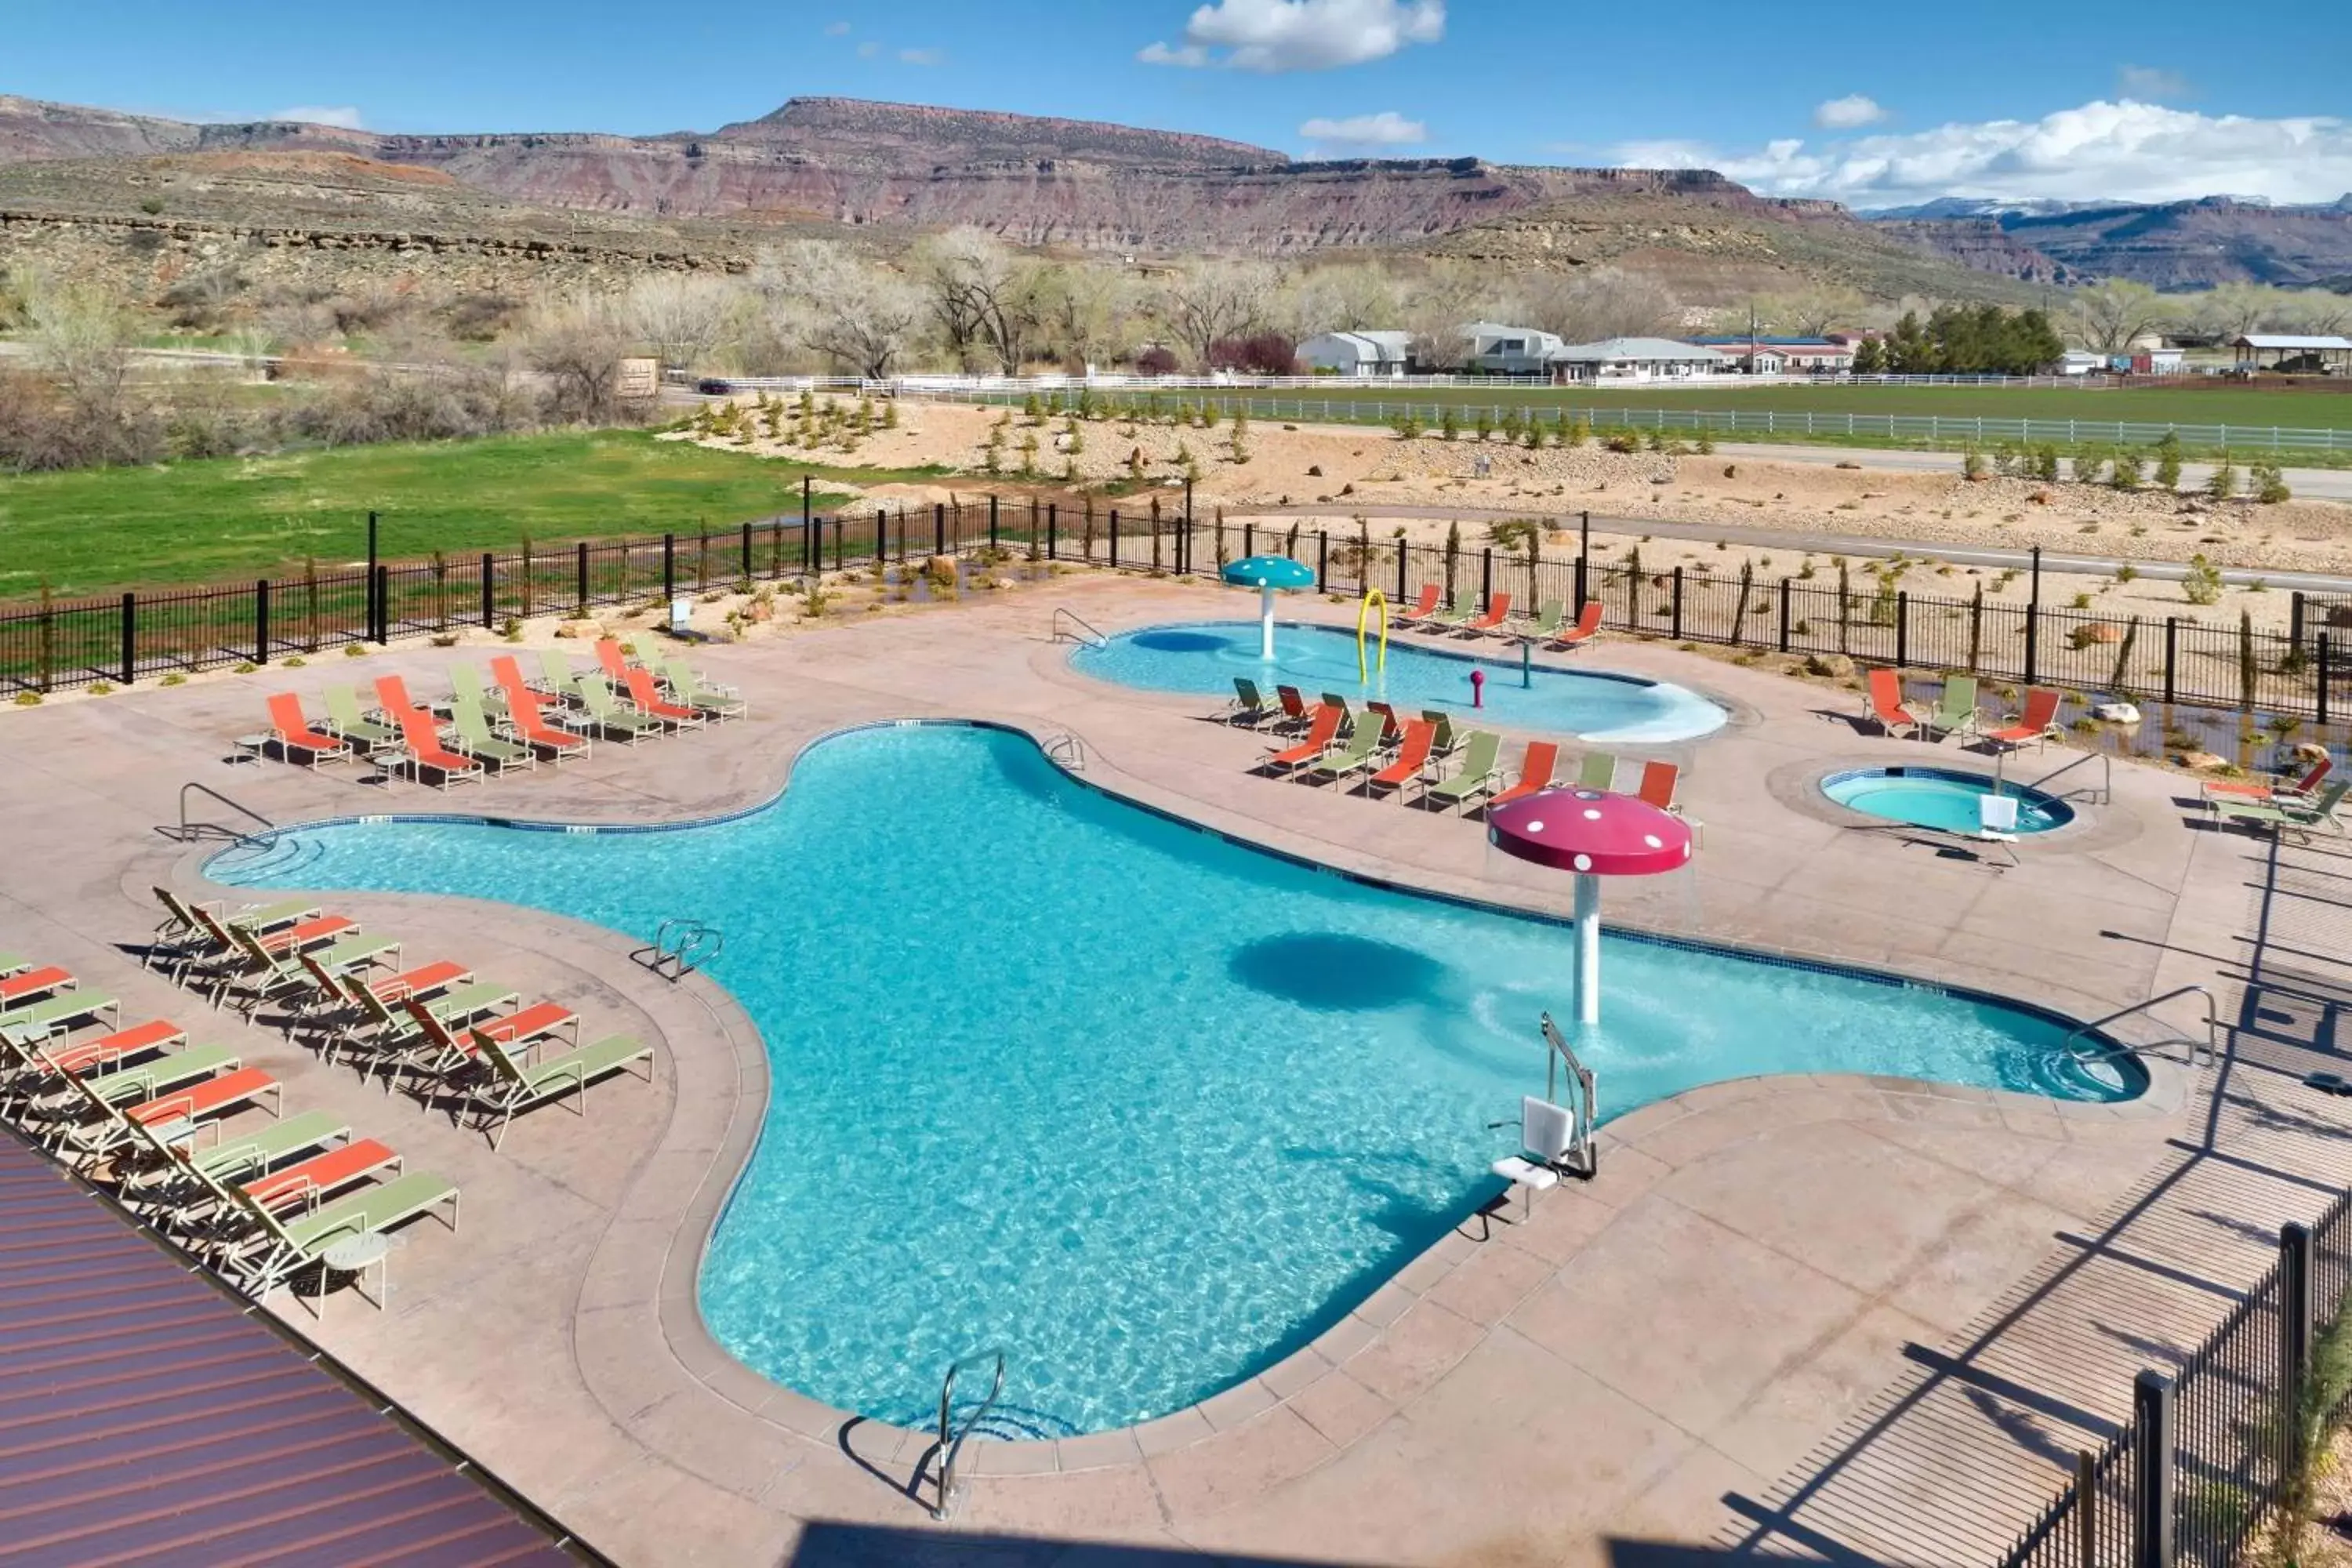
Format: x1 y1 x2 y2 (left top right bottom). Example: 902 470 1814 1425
260 637 746 788
1389 585 1606 651
1230 681 1690 822
1864 670 2065 753
2201 765 2349 841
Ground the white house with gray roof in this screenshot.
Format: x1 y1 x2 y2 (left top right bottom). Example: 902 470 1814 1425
1550 337 1731 382
1298 331 1414 376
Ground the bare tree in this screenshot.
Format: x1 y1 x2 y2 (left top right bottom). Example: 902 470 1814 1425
1031 263 1136 370
1277 263 1400 341
1396 263 1490 370
1154 261 1277 368
2188 281 2278 343
1519 267 1683 344
1746 281 1865 338
2071 280 2175 354
775 241 923 379
2281 287 2352 339
24 277 156 466
913 228 1044 373
524 292 638 423
622 274 742 372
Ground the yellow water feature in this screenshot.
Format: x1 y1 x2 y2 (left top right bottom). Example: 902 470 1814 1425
1356 590 1389 684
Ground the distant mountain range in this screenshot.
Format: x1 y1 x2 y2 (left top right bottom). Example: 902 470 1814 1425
0 92 2341 299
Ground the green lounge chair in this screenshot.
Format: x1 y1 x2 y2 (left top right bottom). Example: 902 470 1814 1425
0 990 122 1044
1421 731 1503 814
1305 713 1389 786
469 1030 655 1151
214 923 397 1017
0 953 28 978
1423 587 1479 629
322 684 402 751
450 663 510 723
1225 677 1277 728
215 1168 460 1307
1319 693 1355 729
1523 601 1566 641
1421 710 1461 757
660 657 748 721
575 677 665 745
535 648 582 700
1929 675 1981 742
1577 751 1617 791
337 979 518 1078
123 1109 351 1219
2214 779 2351 842
449 695 535 772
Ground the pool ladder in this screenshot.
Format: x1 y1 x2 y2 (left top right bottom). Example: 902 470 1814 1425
930 1349 1005 1520
631 917 722 982
2063 985 2220 1070
1051 607 1109 648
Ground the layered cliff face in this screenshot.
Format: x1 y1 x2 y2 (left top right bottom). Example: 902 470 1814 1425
1875 199 2352 289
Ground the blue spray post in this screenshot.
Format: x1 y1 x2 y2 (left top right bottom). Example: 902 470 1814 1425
1522 639 1533 688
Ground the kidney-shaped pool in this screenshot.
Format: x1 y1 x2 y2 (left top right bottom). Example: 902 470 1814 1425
210 723 2134 1436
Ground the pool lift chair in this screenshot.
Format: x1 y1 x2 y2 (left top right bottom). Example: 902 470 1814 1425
1488 1012 1597 1221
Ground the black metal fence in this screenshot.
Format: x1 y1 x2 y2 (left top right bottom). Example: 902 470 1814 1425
1998 1192 2352 1568
2 500 2342 731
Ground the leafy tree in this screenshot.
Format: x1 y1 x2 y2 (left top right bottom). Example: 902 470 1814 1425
1849 336 1886 375
2153 432 2183 490
2206 452 2238 499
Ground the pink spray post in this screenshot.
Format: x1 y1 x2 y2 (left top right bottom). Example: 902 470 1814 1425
1469 668 1485 709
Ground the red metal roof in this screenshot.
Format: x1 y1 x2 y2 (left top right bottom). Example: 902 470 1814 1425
0 1127 593 1567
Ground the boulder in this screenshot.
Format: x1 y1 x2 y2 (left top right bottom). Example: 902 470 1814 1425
2080 622 2125 644
2295 741 2332 764
554 619 599 640
1805 652 1856 678
2176 751 2230 771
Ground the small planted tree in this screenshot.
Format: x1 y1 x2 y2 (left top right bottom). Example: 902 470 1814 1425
1443 520 1461 597
2206 451 2238 500
2153 431 2183 490
1439 408 1461 442
2183 553 2224 607
2252 459 2291 503
2111 451 2143 492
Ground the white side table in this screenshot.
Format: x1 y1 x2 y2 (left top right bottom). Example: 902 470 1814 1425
319 1232 393 1313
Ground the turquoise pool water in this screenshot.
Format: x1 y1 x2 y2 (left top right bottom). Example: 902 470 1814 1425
1071 620 1728 744
211 724 2131 1436
1823 767 2075 835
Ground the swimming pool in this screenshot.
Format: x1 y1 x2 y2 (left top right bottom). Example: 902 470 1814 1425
211 723 2132 1436
1824 766 2076 835
1071 620 1728 744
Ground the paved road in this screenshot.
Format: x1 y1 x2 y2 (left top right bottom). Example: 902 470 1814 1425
1704 441 2352 502
1240 500 2352 593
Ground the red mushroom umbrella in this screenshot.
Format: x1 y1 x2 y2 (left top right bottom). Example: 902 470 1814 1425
1487 787 1693 1026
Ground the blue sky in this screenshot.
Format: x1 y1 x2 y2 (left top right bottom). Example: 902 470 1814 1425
9 0 2351 205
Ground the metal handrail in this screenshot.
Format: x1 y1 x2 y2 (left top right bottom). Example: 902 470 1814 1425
931 1349 1006 1521
1043 733 1086 771
1538 1012 1600 1180
174 782 276 846
1051 607 1109 648
631 917 721 982
2063 985 2220 1069
2006 746 2113 805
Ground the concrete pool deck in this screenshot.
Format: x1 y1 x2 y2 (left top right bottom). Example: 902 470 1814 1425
0 572 2345 1566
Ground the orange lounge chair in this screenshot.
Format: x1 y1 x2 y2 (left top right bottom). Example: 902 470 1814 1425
41 1019 187 1076
1366 720 1437 800
2204 756 2331 808
1363 702 1403 746
264 694 350 767
1980 688 2063 753
1864 669 1922 740
1264 706 1345 774
492 657 592 762
1548 603 1605 650
1272 685 1315 731
391 706 484 789
390 996 578 1095
1391 584 1444 626
594 637 637 687
1458 593 1515 637
125 1066 283 1129
1485 742 1559 811
619 666 706 731
241 1138 401 1214
372 673 430 722
1635 759 1683 815
0 965 74 1008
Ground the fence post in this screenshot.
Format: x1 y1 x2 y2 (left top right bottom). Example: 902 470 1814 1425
662 533 676 604
934 503 946 557
119 593 136 685
1243 522 1254 561
1480 547 1493 611
1896 590 1909 668
1778 579 1791 652
1047 503 1058 561
832 519 844 573
741 521 753 582
2163 618 2178 707
2285 1221 2315 1470
1319 531 1330 589
1575 553 1588 613
481 554 495 629
989 494 1000 554
2131 1370 2174 1568
2077 1449 2098 1568
2292 590 2307 648
2024 545 2043 685
1670 567 1683 640
372 565 390 644
2321 634 2333 725
253 579 270 664
1109 510 1120 569
576 542 590 613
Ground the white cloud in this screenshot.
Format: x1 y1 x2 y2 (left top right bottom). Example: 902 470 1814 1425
856 41 880 58
1812 94 1885 130
2117 64 2190 100
1299 111 1427 153
1612 100 2352 207
1140 0 1443 73
271 105 363 129
824 20 851 35
898 47 945 65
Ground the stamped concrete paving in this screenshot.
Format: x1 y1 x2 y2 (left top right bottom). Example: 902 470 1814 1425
0 572 2342 1567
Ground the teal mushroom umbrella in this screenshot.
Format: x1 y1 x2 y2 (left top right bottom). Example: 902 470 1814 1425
1221 554 1316 660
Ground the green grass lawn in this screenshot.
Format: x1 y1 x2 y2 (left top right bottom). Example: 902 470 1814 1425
0 430 908 600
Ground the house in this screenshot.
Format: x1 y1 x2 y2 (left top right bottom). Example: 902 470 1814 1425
1462 323 1567 376
1549 337 1730 383
1705 341 1857 375
1298 331 1414 377
2059 350 2107 376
